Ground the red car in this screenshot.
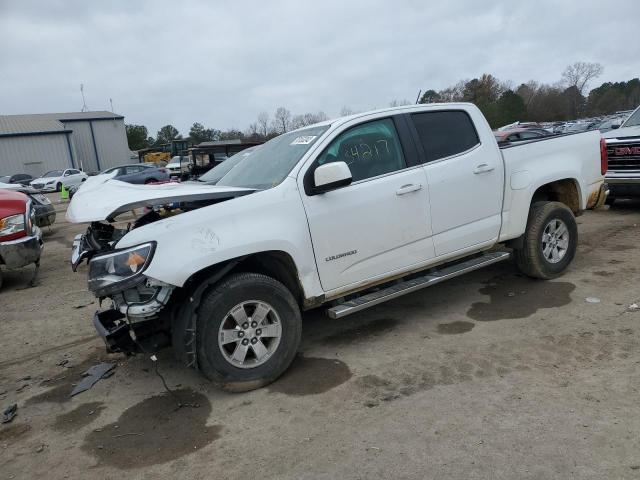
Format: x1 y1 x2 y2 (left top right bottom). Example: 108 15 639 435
0 190 43 289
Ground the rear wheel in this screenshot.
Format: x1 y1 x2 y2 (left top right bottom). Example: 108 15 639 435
195 272 301 392
514 201 577 279
605 196 615 206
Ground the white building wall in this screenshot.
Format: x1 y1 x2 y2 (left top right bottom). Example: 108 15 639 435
62 118 129 172
90 118 130 170
63 121 98 172
0 133 73 177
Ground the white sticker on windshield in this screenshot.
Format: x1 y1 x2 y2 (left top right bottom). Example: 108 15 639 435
290 135 317 145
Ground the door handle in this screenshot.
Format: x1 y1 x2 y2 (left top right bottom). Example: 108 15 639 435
473 163 495 174
396 184 422 195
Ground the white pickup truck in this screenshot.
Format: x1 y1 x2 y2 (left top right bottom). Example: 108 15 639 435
68 103 607 391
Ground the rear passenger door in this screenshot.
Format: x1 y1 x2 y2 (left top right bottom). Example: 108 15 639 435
409 109 503 257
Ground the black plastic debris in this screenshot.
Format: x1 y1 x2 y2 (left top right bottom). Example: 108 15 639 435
70 363 116 397
2 404 17 423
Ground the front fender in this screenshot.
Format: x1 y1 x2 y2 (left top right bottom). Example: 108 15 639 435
115 178 323 298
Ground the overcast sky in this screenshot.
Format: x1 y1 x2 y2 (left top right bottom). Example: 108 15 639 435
1 0 639 135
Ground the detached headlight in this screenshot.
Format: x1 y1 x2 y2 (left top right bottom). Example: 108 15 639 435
88 242 155 295
0 214 26 239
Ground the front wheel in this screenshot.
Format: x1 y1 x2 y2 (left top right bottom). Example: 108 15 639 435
514 201 578 279
195 272 301 392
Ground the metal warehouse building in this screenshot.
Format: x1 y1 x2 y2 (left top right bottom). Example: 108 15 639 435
0 111 129 177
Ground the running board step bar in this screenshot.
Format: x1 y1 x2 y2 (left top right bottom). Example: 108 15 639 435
327 251 511 319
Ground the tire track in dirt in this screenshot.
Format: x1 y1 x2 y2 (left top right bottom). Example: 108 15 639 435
355 328 638 406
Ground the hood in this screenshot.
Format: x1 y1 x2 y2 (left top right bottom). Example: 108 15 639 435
32 177 58 184
602 125 640 140
0 182 23 191
66 178 254 223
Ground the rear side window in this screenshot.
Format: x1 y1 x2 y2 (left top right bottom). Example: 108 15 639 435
411 111 480 162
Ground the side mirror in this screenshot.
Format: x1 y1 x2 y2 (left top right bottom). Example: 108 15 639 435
313 162 352 194
611 124 620 130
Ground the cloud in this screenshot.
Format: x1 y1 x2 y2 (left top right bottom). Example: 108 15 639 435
1 0 638 135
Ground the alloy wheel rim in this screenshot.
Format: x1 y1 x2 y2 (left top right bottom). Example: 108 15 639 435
218 300 282 369
541 218 569 264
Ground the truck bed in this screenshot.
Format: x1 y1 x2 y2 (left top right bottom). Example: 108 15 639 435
497 130 605 242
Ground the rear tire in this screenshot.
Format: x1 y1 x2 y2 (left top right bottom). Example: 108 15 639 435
605 196 615 206
514 201 577 279
196 272 301 392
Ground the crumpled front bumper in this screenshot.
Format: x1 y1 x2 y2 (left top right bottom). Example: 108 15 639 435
0 227 43 269
93 308 171 354
93 309 136 353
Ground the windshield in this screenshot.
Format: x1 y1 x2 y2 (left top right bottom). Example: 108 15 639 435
0 176 10 183
217 126 329 189
198 148 257 184
622 107 640 128
44 170 63 177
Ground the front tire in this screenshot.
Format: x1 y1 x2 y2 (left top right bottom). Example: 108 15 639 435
514 201 578 279
56 182 62 192
196 272 301 392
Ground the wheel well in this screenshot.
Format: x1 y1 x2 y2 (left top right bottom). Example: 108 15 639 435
531 179 580 214
184 251 305 306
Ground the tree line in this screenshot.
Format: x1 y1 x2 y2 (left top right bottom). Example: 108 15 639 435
125 107 329 151
126 61 640 150
419 62 639 128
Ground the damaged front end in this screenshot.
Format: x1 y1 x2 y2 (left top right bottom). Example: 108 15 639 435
72 220 175 354
68 179 256 355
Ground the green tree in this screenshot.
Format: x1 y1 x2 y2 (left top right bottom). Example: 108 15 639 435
561 86 585 119
125 124 149 150
419 89 441 104
495 90 527 127
189 122 220 144
155 125 182 145
587 78 640 115
219 129 244 141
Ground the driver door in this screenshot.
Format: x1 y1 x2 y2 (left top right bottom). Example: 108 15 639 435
300 117 434 292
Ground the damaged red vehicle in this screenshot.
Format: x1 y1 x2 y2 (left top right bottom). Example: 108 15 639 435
0 189 43 289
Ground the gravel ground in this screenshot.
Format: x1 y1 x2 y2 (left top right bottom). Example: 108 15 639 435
1 196 639 480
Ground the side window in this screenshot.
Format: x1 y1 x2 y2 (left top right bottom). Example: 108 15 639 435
411 111 480 162
519 131 541 140
315 118 406 182
125 166 141 174
68 169 80 175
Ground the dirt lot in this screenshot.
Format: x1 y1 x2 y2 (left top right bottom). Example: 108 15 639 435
1 197 639 480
